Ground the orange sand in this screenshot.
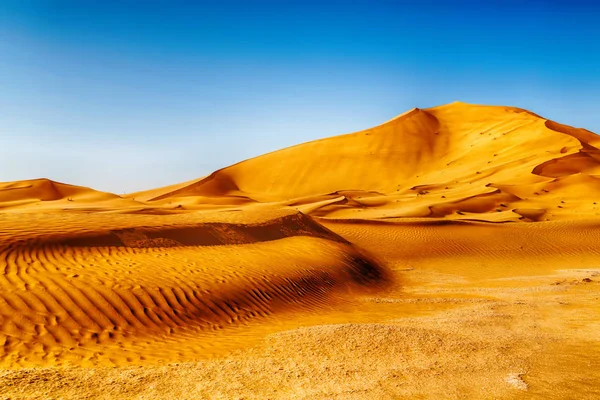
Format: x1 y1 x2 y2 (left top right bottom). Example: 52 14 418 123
0 102 599 399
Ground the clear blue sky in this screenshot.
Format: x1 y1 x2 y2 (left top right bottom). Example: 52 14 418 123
1 0 599 193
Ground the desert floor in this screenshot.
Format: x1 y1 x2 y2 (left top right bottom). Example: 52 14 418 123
0 210 599 399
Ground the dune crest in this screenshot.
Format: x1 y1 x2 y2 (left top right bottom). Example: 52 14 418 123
0 178 116 203
129 102 598 221
0 178 146 212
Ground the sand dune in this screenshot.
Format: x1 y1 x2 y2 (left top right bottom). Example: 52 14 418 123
139 102 600 221
0 209 387 367
1 102 600 398
0 178 144 213
0 178 117 204
124 176 207 202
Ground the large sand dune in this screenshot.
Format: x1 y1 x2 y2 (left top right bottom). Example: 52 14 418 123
143 102 600 221
1 102 599 399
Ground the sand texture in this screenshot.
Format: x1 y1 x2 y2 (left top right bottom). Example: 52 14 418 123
0 102 599 399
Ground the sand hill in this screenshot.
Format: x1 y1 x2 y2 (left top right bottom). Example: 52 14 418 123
0 178 143 212
145 102 600 221
0 178 116 204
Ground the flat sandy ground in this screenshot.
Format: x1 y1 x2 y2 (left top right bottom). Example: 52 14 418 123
0 211 599 399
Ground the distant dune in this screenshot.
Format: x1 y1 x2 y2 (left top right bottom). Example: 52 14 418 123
0 178 142 212
0 178 117 204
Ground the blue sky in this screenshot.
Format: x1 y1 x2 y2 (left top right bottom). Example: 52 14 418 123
1 0 599 193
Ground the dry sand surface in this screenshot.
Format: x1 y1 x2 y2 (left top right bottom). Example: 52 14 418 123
1 102 599 399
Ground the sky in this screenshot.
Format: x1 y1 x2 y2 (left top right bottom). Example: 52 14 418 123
1 0 599 194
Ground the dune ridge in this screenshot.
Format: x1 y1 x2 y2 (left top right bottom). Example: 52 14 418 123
0 178 145 213
138 102 600 221
0 178 118 204
0 210 387 367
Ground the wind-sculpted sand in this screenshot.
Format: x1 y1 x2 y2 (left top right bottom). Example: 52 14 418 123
0 210 388 367
132 102 600 222
1 103 599 398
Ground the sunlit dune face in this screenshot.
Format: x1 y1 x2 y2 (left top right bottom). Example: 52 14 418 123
86 102 600 222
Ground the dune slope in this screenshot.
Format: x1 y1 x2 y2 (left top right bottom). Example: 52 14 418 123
0 178 144 212
0 179 118 204
0 210 387 367
150 102 600 221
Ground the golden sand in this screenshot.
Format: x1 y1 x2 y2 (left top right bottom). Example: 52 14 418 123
0 102 599 398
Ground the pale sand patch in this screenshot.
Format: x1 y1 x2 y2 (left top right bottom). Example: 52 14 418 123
505 373 528 391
